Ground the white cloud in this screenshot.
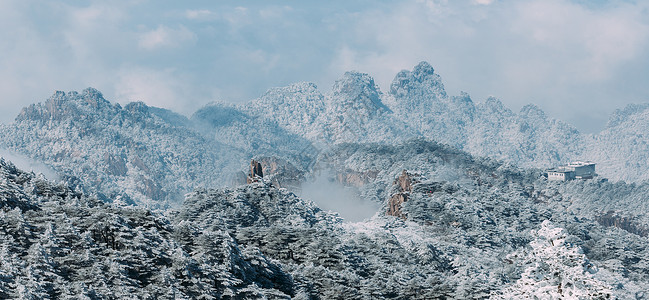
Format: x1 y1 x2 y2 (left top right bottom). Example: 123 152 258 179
323 0 649 132
138 25 196 50
185 9 216 20
511 0 649 81
113 67 210 116
0 0 648 134
0 149 60 181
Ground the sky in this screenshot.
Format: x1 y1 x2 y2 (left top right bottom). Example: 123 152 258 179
0 0 648 133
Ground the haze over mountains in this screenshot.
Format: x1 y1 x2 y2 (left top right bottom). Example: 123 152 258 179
1 62 649 298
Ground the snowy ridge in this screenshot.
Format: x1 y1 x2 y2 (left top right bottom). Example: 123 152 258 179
0 89 252 207
3 62 649 208
242 72 413 146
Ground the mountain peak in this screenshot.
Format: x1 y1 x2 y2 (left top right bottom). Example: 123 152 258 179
412 61 435 76
606 103 649 128
82 87 104 99
332 71 377 94
331 71 388 113
481 96 510 115
124 101 150 114
16 88 113 122
519 104 547 120
389 61 447 100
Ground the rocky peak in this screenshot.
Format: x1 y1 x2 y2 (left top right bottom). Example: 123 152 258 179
606 103 649 128
16 88 114 122
519 104 547 121
453 91 474 104
253 156 305 190
412 61 435 76
389 61 447 100
330 71 389 115
79 87 110 108
395 169 414 192
247 159 264 184
124 101 149 113
386 170 419 219
480 96 512 116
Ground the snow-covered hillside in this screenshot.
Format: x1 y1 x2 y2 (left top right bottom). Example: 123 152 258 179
0 158 301 299
2 137 648 298
0 89 253 207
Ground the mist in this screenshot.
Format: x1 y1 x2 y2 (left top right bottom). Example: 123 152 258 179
0 149 60 181
299 170 380 222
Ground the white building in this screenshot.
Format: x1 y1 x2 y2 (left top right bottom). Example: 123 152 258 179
566 161 596 179
547 161 596 181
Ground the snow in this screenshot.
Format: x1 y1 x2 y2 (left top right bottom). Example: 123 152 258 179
1 61 649 297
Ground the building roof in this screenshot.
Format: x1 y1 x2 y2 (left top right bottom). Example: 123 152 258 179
567 161 595 167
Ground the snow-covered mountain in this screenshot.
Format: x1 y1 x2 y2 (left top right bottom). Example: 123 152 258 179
241 72 413 146
241 61 649 183
0 89 251 207
2 62 649 208
1 61 649 297
2 137 648 298
584 103 649 182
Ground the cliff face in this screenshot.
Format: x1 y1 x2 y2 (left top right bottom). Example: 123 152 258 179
254 156 306 190
386 170 418 219
246 159 264 184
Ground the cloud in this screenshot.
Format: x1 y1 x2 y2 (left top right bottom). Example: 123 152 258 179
138 25 196 50
324 0 649 132
300 170 379 222
114 67 196 114
0 0 648 134
185 9 216 21
511 0 649 80
0 149 60 181
0 1 132 124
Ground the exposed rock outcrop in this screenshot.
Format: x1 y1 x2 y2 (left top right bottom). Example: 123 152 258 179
255 156 305 190
386 170 418 219
247 160 264 184
335 169 380 187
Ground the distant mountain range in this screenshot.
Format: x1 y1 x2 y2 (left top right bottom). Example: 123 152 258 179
2 61 649 297
2 62 649 206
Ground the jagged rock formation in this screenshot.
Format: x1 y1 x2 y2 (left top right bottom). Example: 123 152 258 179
246 159 264 184
383 62 585 171
386 170 418 219
254 156 306 190
242 72 413 146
